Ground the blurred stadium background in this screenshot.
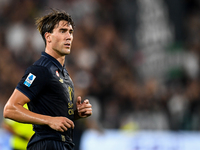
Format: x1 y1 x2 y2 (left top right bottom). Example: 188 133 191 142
0 0 200 150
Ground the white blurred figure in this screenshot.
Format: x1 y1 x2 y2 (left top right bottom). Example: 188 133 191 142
183 51 199 80
168 92 189 130
76 49 97 70
6 23 27 53
30 29 45 53
84 96 102 131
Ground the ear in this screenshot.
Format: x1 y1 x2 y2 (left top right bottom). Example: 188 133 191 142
44 32 51 43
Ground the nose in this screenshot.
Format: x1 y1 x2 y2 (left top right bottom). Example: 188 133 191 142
66 31 73 40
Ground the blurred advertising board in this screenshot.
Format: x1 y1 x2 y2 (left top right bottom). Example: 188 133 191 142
80 129 200 150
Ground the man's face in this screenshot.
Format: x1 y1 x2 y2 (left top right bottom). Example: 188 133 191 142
49 20 74 56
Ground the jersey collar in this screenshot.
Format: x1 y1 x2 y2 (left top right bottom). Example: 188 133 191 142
41 52 65 71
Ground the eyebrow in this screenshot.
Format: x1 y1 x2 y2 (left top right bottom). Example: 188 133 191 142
59 28 73 31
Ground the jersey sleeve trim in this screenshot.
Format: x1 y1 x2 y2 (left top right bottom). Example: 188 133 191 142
16 86 34 101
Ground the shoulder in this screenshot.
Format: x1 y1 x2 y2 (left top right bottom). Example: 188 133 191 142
26 64 50 77
33 56 53 68
25 56 55 75
32 56 59 74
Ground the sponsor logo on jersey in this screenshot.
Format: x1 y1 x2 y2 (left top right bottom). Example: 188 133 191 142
68 86 73 101
61 135 66 142
24 73 36 87
59 78 64 83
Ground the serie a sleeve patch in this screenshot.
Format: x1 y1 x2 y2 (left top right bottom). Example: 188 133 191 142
24 73 36 87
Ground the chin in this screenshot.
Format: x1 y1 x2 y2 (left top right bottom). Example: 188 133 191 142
64 50 71 55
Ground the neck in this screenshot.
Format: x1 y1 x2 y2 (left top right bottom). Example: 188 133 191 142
45 48 65 66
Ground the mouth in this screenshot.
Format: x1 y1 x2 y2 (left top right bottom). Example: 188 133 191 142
64 43 71 47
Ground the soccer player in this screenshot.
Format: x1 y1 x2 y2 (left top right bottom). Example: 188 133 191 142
3 9 92 150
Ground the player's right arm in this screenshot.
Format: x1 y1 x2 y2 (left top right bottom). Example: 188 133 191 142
3 89 74 132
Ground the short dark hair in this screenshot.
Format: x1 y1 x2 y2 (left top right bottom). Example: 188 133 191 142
35 9 75 46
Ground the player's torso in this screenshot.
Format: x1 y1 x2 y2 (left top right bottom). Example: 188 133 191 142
29 53 75 121
46 65 75 120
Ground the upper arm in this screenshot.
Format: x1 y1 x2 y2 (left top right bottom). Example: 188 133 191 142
4 89 30 115
7 89 30 107
4 65 50 120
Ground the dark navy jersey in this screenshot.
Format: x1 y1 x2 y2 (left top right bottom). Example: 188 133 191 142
16 52 75 148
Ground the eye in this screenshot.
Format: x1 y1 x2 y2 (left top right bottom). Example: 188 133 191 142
60 29 67 33
69 30 74 35
60 29 65 33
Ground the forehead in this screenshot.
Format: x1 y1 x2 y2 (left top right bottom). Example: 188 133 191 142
55 20 73 29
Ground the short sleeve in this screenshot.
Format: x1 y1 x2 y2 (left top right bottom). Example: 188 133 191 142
16 65 50 101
